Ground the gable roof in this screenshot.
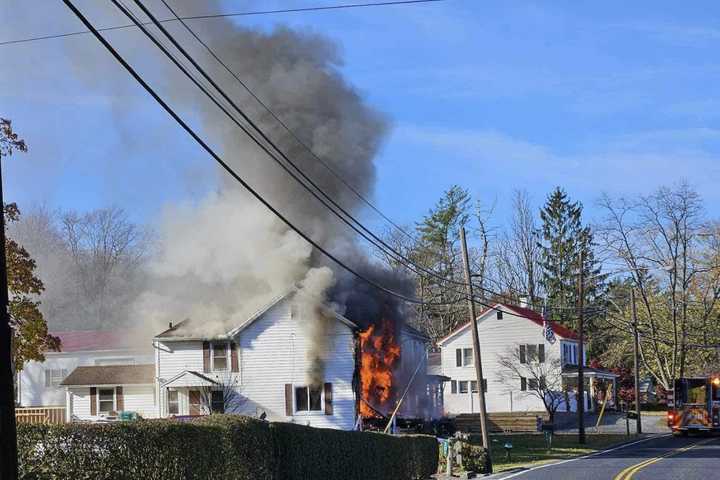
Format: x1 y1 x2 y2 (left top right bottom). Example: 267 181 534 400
437 303 579 345
160 370 219 388
61 364 155 386
49 331 142 353
154 292 358 340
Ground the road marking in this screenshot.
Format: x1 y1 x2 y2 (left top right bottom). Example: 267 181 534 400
499 435 669 479
612 437 715 480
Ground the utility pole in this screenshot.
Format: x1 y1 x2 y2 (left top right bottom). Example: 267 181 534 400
0 156 18 479
631 288 642 434
577 250 586 444
460 226 492 473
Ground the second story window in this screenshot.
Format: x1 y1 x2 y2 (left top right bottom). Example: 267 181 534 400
44 368 68 388
212 343 228 371
455 348 474 367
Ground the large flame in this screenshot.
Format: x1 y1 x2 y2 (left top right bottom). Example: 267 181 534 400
359 318 401 418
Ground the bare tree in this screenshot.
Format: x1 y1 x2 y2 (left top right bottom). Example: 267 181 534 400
497 345 565 421
597 183 720 388
494 190 542 304
199 371 245 415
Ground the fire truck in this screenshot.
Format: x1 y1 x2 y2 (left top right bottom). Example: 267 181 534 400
667 376 720 435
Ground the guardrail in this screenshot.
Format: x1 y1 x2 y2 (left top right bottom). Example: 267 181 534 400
16 406 66 425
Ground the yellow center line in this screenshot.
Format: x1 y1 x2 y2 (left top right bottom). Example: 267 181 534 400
613 438 715 480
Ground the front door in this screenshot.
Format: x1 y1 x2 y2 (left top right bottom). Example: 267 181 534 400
189 390 203 415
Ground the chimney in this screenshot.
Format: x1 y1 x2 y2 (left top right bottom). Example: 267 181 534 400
168 321 173 329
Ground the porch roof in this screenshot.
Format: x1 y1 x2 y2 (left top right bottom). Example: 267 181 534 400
161 370 219 388
561 365 619 379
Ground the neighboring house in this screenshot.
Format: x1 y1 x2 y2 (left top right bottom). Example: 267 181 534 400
61 364 158 421
438 303 617 416
17 331 153 408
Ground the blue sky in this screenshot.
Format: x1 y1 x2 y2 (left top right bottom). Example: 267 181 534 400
2 0 720 230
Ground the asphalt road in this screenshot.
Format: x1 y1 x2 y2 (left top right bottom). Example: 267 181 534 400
495 434 720 480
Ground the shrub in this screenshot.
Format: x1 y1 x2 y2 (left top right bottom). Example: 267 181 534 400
459 441 490 474
18 415 437 480
271 422 437 480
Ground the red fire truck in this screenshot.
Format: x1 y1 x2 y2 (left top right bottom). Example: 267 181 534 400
667 376 720 435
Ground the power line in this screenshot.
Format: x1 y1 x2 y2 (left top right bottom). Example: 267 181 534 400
158 0 417 242
2 0 443 47
118 0 449 292
59 0 450 307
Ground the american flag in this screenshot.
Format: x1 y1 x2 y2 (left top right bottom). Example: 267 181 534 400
542 302 556 344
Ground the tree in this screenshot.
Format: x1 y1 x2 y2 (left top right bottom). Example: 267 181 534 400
1 118 59 370
496 344 565 422
538 187 603 325
198 371 245 415
494 190 542 305
597 183 720 388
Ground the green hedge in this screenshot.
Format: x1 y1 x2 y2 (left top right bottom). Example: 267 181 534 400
18 415 437 480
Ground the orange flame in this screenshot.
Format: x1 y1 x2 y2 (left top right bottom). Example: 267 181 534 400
359 319 401 418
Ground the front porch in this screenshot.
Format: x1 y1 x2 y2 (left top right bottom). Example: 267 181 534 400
560 366 619 413
160 370 223 417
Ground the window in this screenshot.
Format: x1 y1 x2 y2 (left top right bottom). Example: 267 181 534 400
470 379 488 393
520 344 545 364
295 385 322 412
563 343 578 365
98 388 115 414
520 377 527 391
528 378 539 390
496 311 503 320
211 390 224 413
167 390 179 415
44 369 68 388
212 343 228 371
455 348 474 367
459 381 469 394
450 380 457 394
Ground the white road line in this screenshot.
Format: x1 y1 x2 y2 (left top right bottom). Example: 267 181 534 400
498 435 671 479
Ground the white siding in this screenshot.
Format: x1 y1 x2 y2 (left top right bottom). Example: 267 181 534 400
440 305 566 414
157 341 205 381
19 350 153 407
69 387 91 418
237 300 356 430
123 385 158 418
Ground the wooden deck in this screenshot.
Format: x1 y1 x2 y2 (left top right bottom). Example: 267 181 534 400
15 406 66 425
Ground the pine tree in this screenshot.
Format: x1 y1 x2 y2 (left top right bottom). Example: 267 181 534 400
538 187 604 326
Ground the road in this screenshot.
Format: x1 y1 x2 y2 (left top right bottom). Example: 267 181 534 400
495 434 720 480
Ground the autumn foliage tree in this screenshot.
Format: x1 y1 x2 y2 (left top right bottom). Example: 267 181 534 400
1 118 59 370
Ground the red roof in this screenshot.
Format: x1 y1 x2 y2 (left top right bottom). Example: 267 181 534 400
438 303 579 344
50 331 139 353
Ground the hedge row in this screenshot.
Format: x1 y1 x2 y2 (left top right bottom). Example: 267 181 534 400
18 415 437 480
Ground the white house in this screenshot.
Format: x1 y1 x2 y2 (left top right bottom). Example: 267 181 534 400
17 330 153 409
438 303 617 416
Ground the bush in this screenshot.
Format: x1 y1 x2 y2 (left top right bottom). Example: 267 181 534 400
18 415 437 480
459 441 490 474
271 422 437 480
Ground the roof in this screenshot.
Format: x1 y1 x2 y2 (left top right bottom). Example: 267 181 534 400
562 365 619 378
61 364 155 386
155 292 358 340
402 323 431 342
49 331 141 353
437 303 579 345
160 370 219 388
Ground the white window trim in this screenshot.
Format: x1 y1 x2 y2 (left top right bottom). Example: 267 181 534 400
293 384 325 415
97 387 116 415
211 342 229 372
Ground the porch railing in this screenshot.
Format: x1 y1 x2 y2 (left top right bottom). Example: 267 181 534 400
15 406 66 425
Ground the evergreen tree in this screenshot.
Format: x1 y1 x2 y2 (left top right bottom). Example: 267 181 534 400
538 187 604 326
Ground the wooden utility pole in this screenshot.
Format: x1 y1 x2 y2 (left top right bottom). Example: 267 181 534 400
631 288 642 434
0 157 18 479
460 226 492 473
577 250 586 444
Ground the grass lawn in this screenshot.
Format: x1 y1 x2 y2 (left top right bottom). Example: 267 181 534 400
487 433 637 472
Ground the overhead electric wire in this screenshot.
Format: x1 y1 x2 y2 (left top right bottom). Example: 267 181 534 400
60 0 451 307
158 0 416 242
2 0 444 47
119 0 455 293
